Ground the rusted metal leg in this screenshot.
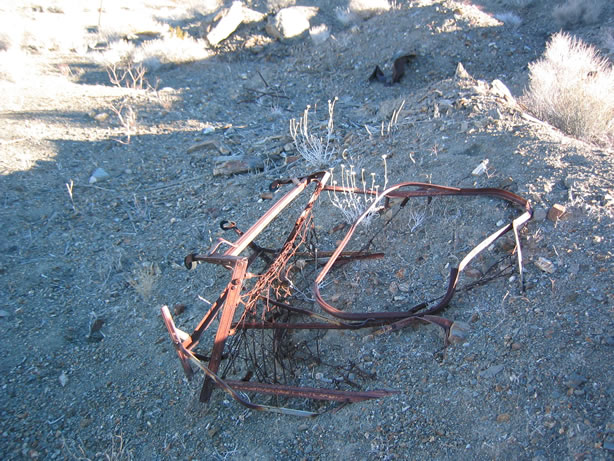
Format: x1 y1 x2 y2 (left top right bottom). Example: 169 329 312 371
200 257 248 402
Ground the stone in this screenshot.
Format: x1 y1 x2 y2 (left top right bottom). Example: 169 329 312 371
479 364 504 378
93 112 109 122
213 156 264 175
471 159 489 176
490 79 515 104
266 6 318 40
547 204 567 222
207 2 265 46
89 167 110 184
496 413 511 423
349 0 391 19
59 372 68 387
535 257 555 274
187 140 230 155
455 62 471 80
533 207 547 222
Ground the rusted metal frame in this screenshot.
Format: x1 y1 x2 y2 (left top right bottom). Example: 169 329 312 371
188 173 331 401
164 174 533 411
313 182 532 322
221 380 398 402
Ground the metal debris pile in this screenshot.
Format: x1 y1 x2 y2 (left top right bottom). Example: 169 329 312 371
161 172 532 416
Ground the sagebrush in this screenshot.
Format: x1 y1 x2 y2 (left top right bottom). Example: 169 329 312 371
521 32 614 147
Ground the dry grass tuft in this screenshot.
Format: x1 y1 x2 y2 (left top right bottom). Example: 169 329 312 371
128 262 160 300
521 32 614 147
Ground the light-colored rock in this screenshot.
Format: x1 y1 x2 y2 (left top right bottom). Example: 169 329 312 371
267 6 319 39
471 159 489 176
455 62 471 80
491 79 516 104
59 371 68 387
93 112 109 122
207 2 265 46
89 167 110 184
349 0 390 19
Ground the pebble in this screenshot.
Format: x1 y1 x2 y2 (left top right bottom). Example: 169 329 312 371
566 373 587 389
533 207 547 221
496 413 510 423
534 257 555 274
479 364 504 379
89 167 110 184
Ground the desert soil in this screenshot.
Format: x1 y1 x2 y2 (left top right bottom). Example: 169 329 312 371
0 0 613 460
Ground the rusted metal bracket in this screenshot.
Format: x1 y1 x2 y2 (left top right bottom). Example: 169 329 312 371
161 172 532 415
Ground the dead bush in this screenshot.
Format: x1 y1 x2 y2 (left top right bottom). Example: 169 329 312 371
521 32 614 147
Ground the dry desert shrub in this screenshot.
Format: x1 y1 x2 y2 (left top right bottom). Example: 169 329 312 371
553 0 604 27
521 32 614 147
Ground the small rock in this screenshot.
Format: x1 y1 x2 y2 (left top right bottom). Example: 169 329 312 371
187 140 230 155
566 373 587 389
448 321 470 344
547 204 567 222
496 413 511 423
93 112 109 122
479 364 504 379
59 372 68 387
535 257 555 274
471 159 489 176
298 423 309 431
89 167 110 184
173 304 186 315
465 268 482 279
511 342 522 350
267 6 319 40
490 79 515 104
207 2 264 46
213 156 264 176
455 62 471 80
349 0 391 19
260 192 273 200
533 207 547 222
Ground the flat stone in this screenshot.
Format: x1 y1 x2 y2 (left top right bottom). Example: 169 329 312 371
479 364 504 379
89 167 110 184
213 156 264 175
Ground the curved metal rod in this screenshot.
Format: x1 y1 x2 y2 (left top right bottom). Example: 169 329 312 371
313 182 533 321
